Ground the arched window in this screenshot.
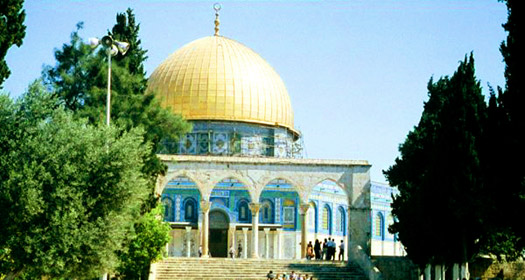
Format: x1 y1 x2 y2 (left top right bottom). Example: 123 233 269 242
162 197 173 222
238 200 250 222
375 213 384 239
260 200 274 224
322 205 331 232
184 198 197 222
308 201 317 232
336 206 345 234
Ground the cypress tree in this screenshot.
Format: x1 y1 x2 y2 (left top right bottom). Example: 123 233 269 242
385 54 487 266
479 0 525 258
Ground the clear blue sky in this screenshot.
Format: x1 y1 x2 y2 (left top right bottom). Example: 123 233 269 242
3 1 508 183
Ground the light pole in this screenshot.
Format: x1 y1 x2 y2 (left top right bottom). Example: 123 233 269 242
88 36 129 126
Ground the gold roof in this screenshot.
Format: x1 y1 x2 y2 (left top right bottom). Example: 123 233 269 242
147 36 296 134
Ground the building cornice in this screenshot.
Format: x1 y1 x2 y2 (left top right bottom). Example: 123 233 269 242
158 154 370 167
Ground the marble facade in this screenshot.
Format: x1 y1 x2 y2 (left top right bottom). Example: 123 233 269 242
156 155 371 260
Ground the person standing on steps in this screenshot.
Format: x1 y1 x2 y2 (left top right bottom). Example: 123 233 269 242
314 239 321 260
328 238 335 260
338 239 345 261
229 244 235 258
331 238 337 260
322 239 328 260
306 241 313 260
237 243 242 258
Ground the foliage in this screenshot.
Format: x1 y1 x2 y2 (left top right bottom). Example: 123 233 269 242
42 14 190 196
0 0 26 87
0 82 150 279
385 55 487 266
116 204 171 280
42 9 190 278
110 8 148 81
481 0 525 258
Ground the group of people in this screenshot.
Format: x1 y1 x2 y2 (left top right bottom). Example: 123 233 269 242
306 238 344 261
266 270 313 280
227 243 244 258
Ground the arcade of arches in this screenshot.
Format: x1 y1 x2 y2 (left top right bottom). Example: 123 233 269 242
156 155 371 260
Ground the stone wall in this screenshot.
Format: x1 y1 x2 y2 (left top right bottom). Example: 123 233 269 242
167 229 199 257
470 258 525 280
372 256 419 280
371 239 406 256
370 256 525 280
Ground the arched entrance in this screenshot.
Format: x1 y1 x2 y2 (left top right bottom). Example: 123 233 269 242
209 210 229 257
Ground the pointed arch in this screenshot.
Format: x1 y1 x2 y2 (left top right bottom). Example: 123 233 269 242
321 204 332 234
182 197 198 222
261 177 300 192
260 177 301 227
260 198 274 224
236 198 251 223
311 178 348 197
209 175 255 202
212 175 252 190
374 212 385 240
308 200 318 233
336 206 346 235
164 172 202 191
161 196 174 222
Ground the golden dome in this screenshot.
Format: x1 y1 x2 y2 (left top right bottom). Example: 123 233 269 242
147 36 296 135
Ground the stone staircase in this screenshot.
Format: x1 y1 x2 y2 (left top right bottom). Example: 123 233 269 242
152 258 369 280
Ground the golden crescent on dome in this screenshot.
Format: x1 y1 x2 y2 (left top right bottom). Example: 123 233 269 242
213 3 221 36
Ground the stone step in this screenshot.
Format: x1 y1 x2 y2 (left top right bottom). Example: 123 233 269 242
159 260 348 265
156 278 362 280
154 258 368 280
156 277 363 280
157 270 356 274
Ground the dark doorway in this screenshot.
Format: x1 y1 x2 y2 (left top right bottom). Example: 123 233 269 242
209 229 228 257
209 210 229 257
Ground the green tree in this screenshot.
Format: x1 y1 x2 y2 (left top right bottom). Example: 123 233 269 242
385 55 487 267
482 0 525 258
42 10 190 278
116 204 171 280
0 0 26 87
110 8 148 81
43 14 190 193
0 82 150 279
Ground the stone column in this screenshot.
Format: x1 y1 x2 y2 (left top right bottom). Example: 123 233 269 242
452 263 459 280
347 173 372 256
276 228 283 259
434 264 443 280
185 226 192 257
228 225 236 257
460 263 469 280
264 228 270 259
200 200 211 258
424 264 431 280
242 227 249 259
299 203 310 259
249 203 261 258
272 229 278 259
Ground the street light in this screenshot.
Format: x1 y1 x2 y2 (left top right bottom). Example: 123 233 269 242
88 35 130 126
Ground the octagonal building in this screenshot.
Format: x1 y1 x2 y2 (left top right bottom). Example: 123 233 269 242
148 9 402 263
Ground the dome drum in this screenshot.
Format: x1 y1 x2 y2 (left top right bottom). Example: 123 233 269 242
158 120 299 158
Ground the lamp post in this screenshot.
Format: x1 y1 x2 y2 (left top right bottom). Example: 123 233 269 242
88 36 129 126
